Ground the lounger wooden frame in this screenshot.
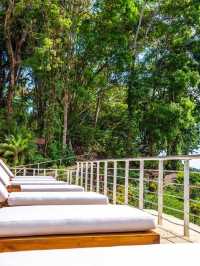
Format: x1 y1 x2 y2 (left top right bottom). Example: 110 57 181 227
7 185 21 192
0 231 160 252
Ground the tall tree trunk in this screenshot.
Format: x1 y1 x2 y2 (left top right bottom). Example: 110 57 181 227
62 90 70 150
94 89 102 127
0 50 6 107
7 67 15 114
4 1 28 117
4 0 15 117
35 80 46 134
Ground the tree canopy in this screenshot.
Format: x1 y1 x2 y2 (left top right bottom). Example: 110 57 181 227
0 0 200 165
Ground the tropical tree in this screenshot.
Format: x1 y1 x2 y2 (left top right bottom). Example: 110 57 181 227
0 133 33 165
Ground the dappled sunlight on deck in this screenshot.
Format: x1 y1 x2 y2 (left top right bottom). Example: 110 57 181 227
146 210 200 244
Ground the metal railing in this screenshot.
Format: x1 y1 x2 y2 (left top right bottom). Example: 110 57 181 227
13 153 91 170
69 155 200 238
13 155 200 238
11 166 76 182
14 157 76 170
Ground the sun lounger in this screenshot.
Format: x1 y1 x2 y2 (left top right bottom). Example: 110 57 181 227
11 179 57 183
0 165 60 186
0 182 107 206
0 205 158 252
13 176 56 180
0 244 197 266
0 159 55 180
0 171 68 190
0 166 84 192
8 175 58 185
10 180 66 185
20 184 84 192
8 192 108 206
7 183 85 193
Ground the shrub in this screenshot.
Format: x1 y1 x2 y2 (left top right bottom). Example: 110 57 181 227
148 181 158 192
176 171 200 185
190 201 200 215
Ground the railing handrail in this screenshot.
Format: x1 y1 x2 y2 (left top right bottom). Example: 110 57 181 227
14 154 200 168
77 154 200 163
11 167 76 171
14 153 93 168
15 156 76 168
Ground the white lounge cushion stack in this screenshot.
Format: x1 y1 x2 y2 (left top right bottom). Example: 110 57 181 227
0 244 198 266
0 166 60 186
0 165 85 192
0 205 155 237
7 192 108 206
0 159 57 181
21 184 84 192
0 160 56 181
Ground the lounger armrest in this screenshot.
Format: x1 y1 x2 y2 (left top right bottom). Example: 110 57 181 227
7 185 21 192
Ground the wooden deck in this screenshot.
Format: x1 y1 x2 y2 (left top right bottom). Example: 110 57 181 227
156 227 193 244
146 210 200 244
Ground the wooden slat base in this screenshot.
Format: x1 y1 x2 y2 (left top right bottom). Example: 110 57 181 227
0 231 160 252
7 185 21 192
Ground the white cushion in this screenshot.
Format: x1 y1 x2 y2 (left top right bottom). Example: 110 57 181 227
0 244 198 266
0 167 10 186
11 180 66 185
0 181 8 202
0 205 155 237
7 192 108 206
21 184 84 192
12 178 56 182
15 176 55 180
0 159 14 178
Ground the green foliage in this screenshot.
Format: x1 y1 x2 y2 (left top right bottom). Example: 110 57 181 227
0 0 200 165
48 141 75 164
0 132 34 165
148 182 158 192
190 201 200 215
177 171 200 185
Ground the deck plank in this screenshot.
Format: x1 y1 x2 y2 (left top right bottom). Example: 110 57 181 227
146 210 200 243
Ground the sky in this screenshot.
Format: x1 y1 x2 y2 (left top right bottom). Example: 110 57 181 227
190 159 200 169
159 150 200 169
189 150 200 169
